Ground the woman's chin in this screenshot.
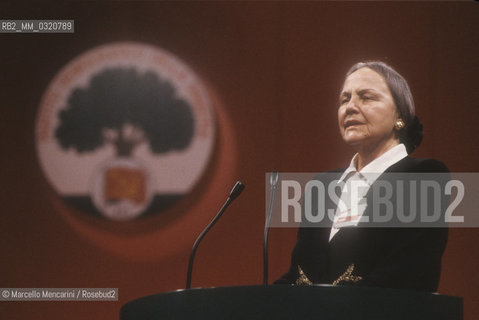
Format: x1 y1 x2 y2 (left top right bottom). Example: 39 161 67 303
342 135 367 147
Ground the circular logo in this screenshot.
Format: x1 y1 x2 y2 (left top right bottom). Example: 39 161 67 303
35 42 216 221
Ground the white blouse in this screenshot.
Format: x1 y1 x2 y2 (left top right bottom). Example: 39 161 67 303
329 144 408 241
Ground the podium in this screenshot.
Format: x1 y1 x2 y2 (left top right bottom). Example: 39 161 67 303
120 285 462 320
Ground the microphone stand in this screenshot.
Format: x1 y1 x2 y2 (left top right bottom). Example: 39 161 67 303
263 172 279 285
186 181 245 289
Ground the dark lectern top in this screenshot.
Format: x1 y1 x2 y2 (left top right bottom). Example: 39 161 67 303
120 285 462 320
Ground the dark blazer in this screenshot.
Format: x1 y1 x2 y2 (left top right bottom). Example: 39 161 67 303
275 157 449 292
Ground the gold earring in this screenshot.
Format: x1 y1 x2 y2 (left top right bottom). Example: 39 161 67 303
395 119 405 130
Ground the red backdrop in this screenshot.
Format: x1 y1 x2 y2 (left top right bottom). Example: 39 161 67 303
1 2 478 319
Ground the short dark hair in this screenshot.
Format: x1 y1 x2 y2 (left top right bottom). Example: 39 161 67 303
345 61 422 153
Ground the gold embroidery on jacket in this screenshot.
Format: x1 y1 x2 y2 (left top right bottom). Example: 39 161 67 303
295 265 313 285
332 263 362 285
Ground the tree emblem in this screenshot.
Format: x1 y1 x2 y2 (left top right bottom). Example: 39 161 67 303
53 67 196 220
36 42 216 225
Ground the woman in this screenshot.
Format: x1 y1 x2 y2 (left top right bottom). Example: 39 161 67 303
275 61 449 292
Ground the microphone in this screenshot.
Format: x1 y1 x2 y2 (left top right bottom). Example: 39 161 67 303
185 181 245 289
263 172 279 285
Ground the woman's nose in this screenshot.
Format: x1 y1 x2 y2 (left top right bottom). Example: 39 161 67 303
345 97 359 114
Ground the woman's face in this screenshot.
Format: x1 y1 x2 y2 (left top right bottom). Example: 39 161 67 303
338 67 399 151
